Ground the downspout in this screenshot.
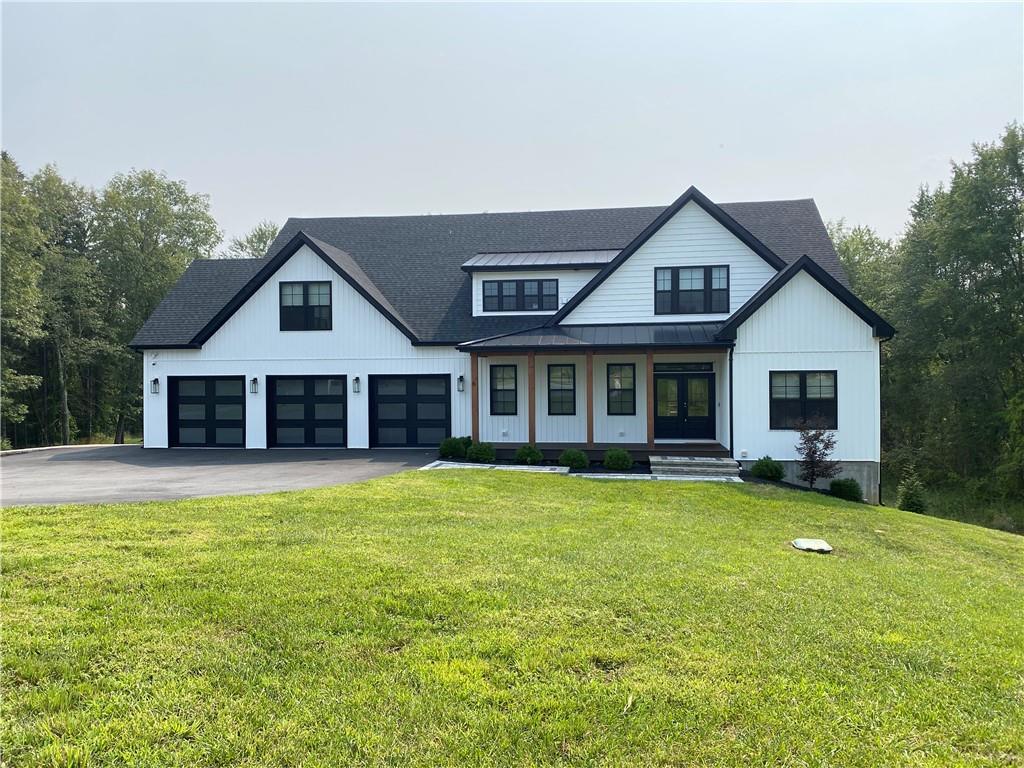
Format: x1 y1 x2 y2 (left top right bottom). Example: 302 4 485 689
728 346 735 459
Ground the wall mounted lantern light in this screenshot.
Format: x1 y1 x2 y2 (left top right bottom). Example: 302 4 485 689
250 377 259 394
457 375 465 392
352 376 361 394
150 378 160 394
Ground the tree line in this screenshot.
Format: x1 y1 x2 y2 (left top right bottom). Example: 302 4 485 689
2 126 1021 507
829 123 1023 500
0 153 277 448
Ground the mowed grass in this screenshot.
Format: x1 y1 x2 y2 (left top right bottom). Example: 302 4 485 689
3 471 1023 767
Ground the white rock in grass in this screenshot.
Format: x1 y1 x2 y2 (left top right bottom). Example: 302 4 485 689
792 538 833 554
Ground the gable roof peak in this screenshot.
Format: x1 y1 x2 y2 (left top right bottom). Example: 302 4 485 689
545 186 788 325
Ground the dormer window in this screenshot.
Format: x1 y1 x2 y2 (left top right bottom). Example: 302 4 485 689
654 266 729 315
483 279 558 312
280 281 332 331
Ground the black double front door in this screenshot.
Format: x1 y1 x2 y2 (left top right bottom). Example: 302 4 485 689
654 372 715 440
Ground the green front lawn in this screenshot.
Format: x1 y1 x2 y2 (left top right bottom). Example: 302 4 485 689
4 472 1022 766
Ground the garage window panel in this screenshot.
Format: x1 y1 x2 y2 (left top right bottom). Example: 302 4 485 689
267 376 346 447
370 375 451 447
169 377 245 447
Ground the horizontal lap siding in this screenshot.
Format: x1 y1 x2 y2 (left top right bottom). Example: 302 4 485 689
732 271 880 461
471 269 599 317
144 246 469 449
563 203 778 325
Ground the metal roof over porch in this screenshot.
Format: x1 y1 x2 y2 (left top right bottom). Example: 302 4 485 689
457 322 729 351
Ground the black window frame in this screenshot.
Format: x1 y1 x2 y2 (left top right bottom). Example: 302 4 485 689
482 279 559 312
547 364 576 416
653 266 729 315
279 281 332 331
606 363 636 416
489 364 518 416
769 370 838 430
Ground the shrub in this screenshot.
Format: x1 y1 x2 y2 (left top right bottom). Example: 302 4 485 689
0 437 11 451
750 455 785 481
514 444 544 465
603 448 633 471
558 448 589 470
896 467 927 513
795 424 840 489
465 442 496 464
455 435 473 453
830 477 863 502
439 437 467 459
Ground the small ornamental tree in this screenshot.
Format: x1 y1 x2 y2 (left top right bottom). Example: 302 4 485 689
795 423 840 489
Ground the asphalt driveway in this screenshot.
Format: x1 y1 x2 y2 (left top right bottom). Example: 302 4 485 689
1 445 435 506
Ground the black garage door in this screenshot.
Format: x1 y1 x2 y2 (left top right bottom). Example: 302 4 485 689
169 376 245 447
268 376 346 447
370 375 450 447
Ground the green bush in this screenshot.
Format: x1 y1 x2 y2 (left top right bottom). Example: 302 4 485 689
514 444 544 465
896 467 927 513
466 442 496 464
750 456 785 481
439 437 467 459
830 478 863 502
603 448 633 471
558 448 589 470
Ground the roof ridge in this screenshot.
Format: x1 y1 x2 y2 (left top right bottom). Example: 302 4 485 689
283 197 813 223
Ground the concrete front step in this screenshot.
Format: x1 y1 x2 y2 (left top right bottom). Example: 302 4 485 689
649 456 741 478
653 467 742 477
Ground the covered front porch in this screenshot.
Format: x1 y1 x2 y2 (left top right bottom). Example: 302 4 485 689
461 325 733 459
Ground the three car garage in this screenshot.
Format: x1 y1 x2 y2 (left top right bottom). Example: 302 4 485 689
168 374 450 448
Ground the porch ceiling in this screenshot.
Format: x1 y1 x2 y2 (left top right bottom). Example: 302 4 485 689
458 322 729 351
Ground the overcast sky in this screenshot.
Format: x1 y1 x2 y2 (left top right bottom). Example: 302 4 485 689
3 2 1021 244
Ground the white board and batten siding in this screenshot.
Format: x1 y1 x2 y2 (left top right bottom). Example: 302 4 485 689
143 245 471 448
562 202 778 325
471 270 599 317
732 270 881 462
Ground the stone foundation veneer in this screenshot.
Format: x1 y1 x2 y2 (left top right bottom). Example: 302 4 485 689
740 460 881 504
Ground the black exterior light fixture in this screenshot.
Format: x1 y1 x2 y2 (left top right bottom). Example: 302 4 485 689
250 377 259 394
150 378 159 394
457 375 465 392
353 376 361 394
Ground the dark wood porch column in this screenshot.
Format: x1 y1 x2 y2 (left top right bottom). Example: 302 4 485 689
470 351 479 442
646 350 655 448
586 351 594 447
527 352 536 444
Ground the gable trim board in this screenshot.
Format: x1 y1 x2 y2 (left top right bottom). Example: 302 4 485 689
547 186 787 326
131 232 420 350
717 254 895 341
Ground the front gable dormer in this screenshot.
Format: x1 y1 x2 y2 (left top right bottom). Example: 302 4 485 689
552 187 785 326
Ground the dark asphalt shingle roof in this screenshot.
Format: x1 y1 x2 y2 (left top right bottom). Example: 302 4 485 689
458 322 727 350
131 198 845 348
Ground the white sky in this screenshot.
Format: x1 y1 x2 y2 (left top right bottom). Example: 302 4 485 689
3 2 1021 243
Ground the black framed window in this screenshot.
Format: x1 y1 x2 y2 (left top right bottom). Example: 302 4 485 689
607 363 636 415
769 371 837 430
654 266 729 314
490 365 517 415
280 281 332 331
548 364 575 416
482 279 558 312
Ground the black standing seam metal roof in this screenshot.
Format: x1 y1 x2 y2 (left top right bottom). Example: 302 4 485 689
457 323 728 350
130 195 848 348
